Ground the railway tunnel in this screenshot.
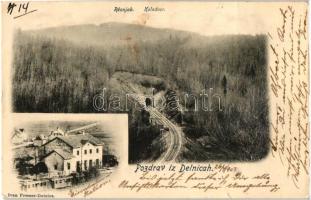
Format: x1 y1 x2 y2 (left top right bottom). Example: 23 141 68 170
145 97 152 107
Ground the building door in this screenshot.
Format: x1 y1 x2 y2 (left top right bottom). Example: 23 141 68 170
89 160 92 168
96 159 99 168
76 161 80 172
84 160 87 170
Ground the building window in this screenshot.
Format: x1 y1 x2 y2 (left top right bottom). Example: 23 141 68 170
84 150 87 155
77 150 79 155
89 160 92 168
90 149 92 154
96 148 99 153
54 164 57 170
67 163 70 170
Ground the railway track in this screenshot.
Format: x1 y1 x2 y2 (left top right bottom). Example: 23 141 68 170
116 78 183 162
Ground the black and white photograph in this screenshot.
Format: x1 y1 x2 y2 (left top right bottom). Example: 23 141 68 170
10 114 125 191
12 22 269 163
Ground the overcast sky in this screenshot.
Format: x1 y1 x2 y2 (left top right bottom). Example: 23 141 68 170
2 2 288 36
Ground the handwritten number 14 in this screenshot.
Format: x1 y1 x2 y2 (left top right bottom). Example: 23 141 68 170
7 2 37 19
8 2 28 14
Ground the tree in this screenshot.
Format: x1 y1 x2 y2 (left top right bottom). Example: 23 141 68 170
15 156 34 175
221 75 227 95
165 90 181 121
32 162 48 174
103 155 119 167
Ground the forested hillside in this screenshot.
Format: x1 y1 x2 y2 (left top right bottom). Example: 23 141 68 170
13 23 269 162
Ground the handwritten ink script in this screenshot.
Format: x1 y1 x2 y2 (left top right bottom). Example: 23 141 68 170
7 2 37 19
68 172 112 198
269 6 308 188
120 164 280 193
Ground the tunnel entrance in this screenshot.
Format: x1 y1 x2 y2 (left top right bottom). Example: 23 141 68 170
145 98 152 107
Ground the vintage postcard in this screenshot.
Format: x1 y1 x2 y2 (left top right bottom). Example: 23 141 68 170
1 1 309 199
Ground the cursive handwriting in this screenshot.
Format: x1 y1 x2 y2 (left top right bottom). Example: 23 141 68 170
68 172 112 197
269 6 308 189
119 165 280 193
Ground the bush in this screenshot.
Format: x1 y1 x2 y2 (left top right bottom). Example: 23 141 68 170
31 162 48 174
83 167 100 181
103 155 118 167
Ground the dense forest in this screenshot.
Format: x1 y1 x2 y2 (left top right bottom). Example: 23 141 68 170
13 23 269 162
